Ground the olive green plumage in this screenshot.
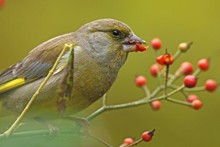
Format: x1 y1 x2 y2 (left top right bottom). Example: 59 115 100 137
0 19 145 116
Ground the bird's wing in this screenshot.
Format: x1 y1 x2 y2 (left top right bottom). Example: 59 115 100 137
0 34 75 94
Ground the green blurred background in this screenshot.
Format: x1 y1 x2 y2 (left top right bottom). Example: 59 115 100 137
0 0 220 146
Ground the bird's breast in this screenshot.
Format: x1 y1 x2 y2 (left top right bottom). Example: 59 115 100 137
70 52 115 104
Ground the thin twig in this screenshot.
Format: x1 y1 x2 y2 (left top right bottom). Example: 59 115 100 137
166 97 192 106
89 132 113 147
127 138 143 147
173 50 181 60
142 85 151 98
87 84 186 121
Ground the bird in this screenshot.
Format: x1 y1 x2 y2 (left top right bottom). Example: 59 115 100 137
0 18 146 118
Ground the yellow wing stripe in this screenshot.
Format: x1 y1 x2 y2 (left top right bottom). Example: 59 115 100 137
0 78 25 93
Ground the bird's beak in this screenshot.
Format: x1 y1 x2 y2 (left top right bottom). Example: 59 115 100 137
122 34 147 52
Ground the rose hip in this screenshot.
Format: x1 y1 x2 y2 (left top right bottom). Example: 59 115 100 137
184 75 197 88
151 38 162 50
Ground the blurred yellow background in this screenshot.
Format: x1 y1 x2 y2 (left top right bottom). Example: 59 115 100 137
0 0 220 146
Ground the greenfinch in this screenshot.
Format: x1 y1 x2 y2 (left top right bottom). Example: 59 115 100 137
0 19 146 117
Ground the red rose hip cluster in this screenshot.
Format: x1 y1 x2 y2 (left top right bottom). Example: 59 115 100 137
133 38 218 112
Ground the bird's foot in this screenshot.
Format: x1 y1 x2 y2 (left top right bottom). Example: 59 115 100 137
33 117 59 136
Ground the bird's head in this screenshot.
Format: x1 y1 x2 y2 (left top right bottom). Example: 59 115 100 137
74 18 146 66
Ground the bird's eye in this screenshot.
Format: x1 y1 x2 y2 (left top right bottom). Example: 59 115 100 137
111 30 121 37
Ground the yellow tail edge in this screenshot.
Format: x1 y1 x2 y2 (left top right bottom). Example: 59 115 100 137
0 78 25 94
